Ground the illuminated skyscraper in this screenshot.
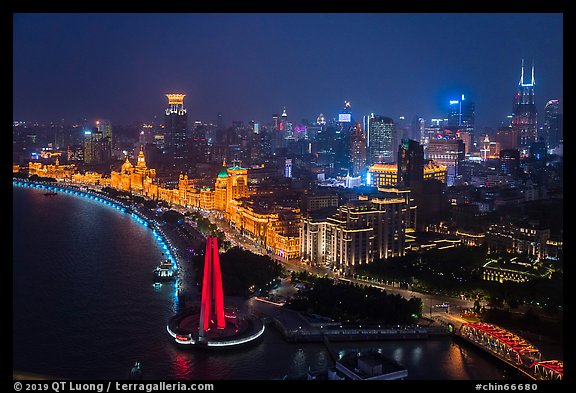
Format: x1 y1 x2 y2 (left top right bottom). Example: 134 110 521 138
512 60 537 150
83 121 111 165
164 94 188 169
335 101 353 174
367 116 395 164
447 95 475 149
543 100 562 149
349 123 367 176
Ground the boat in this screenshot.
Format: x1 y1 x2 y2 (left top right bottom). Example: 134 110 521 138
153 259 177 282
43 191 57 196
129 361 143 380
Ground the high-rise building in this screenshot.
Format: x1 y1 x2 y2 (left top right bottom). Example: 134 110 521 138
499 149 521 178
367 116 395 164
397 139 424 187
83 121 111 165
349 123 367 176
216 112 224 130
300 189 414 274
543 100 562 149
447 95 475 150
338 100 353 131
426 138 465 186
284 158 293 178
411 116 425 144
495 126 518 150
97 120 112 162
164 93 189 169
512 60 537 151
529 138 547 164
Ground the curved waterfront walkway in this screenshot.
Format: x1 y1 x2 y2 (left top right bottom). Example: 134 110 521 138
12 179 192 297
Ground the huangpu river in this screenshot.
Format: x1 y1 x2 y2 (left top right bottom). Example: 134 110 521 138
13 185 513 380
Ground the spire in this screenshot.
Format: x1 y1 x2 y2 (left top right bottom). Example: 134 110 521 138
519 58 524 86
137 144 146 167
531 59 535 85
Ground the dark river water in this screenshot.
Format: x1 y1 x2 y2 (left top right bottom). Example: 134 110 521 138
13 185 515 380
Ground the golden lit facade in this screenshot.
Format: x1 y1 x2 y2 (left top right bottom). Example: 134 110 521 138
369 161 447 187
72 171 110 187
110 145 157 197
214 164 228 213
225 164 249 216
423 161 447 183
368 164 397 187
28 158 76 181
301 193 412 274
28 149 301 260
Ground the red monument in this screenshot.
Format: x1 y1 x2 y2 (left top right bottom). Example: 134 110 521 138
167 236 265 348
199 236 225 335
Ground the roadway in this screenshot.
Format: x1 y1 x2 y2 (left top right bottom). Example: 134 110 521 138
204 210 477 321
71 188 477 320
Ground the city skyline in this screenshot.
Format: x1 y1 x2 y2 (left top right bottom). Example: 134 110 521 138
13 13 563 128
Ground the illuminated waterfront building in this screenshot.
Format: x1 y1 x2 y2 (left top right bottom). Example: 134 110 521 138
110 145 157 196
28 157 76 181
300 189 414 275
225 161 249 218
71 171 110 187
214 161 228 213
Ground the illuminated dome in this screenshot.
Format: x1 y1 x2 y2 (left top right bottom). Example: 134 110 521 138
217 159 228 178
121 157 133 173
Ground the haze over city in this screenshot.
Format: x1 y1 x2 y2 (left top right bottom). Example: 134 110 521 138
13 13 562 128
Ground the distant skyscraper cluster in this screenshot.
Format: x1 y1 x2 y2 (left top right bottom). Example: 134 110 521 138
14 58 561 193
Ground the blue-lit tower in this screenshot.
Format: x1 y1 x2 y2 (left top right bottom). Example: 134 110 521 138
512 59 537 151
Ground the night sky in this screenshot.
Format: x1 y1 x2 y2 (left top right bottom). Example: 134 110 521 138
13 13 563 129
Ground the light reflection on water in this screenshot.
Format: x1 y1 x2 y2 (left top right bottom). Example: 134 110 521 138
13 186 513 380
